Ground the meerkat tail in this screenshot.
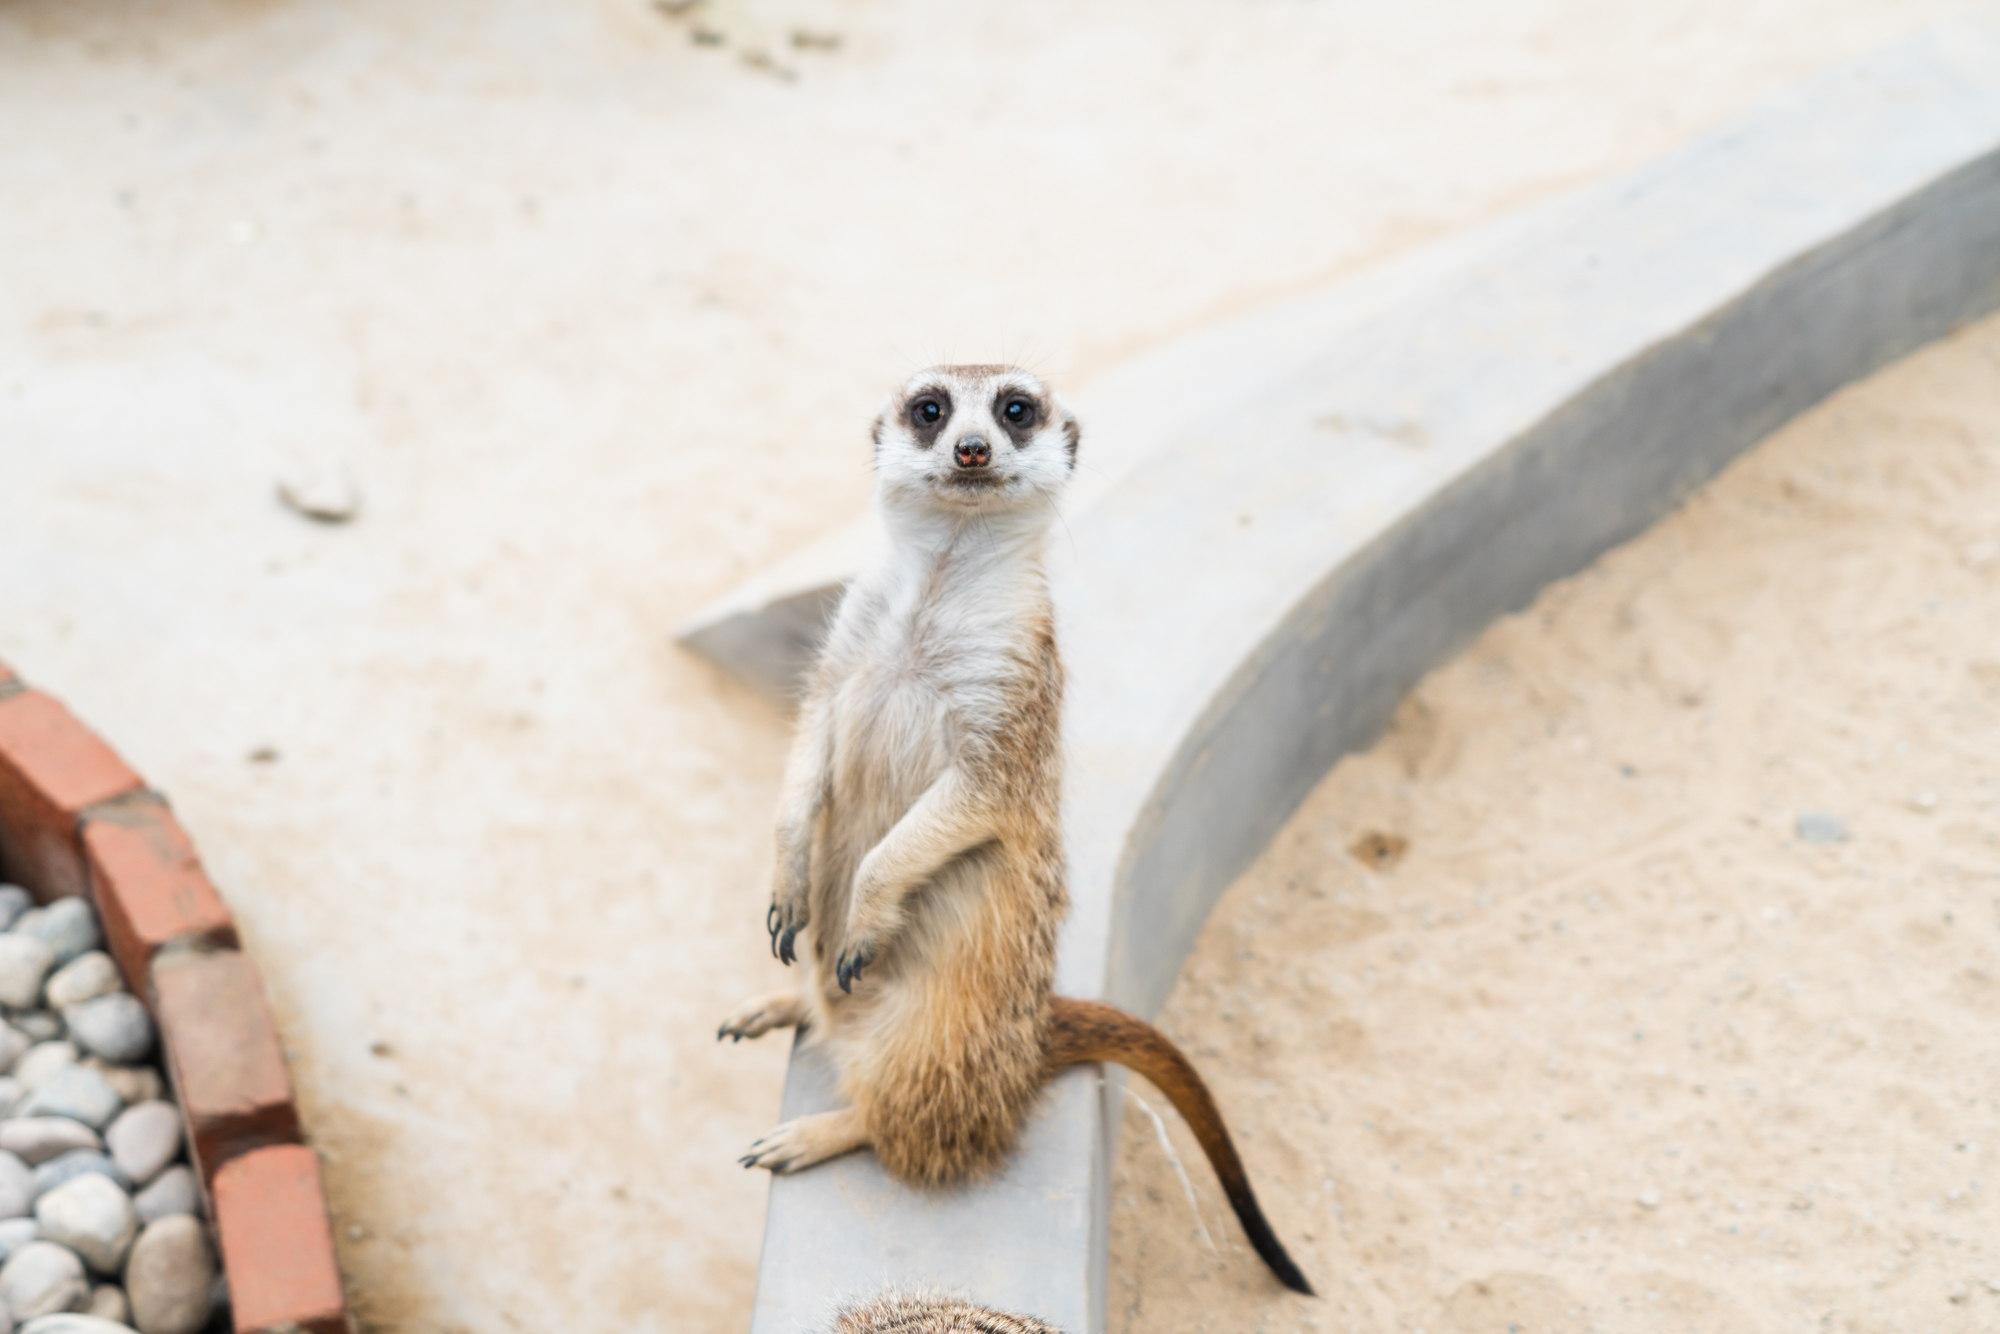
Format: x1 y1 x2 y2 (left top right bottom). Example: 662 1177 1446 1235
1044 996 1314 1297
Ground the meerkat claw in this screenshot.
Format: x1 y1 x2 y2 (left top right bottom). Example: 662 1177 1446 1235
835 947 874 993
778 926 798 965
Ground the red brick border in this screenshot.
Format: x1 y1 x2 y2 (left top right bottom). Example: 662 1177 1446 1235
0 666 350 1334
84 794 241 988
0 689 144 899
213 1146 350 1334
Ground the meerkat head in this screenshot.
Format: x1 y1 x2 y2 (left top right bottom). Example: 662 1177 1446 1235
870 365 1079 516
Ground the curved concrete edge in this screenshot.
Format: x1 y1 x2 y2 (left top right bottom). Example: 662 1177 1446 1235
747 25 2000 1334
1095 38 2000 1019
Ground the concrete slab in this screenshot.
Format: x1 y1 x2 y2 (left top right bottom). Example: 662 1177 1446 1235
739 26 2000 1333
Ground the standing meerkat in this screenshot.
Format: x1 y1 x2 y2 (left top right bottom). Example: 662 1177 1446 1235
719 364 1312 1295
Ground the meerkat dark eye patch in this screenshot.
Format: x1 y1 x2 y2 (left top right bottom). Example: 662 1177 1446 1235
995 393 1040 445
906 392 952 448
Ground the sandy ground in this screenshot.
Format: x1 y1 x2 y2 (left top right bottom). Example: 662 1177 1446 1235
1108 312 2000 1333
0 1 1991 1330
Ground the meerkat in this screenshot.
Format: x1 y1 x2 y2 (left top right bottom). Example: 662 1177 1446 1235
718 364 1312 1295
828 1291 1062 1333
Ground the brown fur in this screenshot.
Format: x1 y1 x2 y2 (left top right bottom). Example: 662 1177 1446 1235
817 609 1065 1185
829 1292 1063 1334
720 365 1312 1295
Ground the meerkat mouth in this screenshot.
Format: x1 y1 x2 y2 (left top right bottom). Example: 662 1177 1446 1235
940 472 1006 490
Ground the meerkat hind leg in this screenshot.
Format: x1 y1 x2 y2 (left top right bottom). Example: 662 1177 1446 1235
740 1108 870 1174
717 991 808 1042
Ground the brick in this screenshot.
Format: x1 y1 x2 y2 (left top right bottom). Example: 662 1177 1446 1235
0 690 144 899
151 948 298 1178
212 1144 350 1334
84 796 239 991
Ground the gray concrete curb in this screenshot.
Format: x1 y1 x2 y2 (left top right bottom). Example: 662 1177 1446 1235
708 26 2000 1334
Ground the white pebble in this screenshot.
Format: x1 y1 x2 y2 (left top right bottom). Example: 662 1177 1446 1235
0 1152 32 1220
81 1063 159 1109
10 1014 62 1044
0 1023 32 1075
19 1317 139 1334
277 465 362 524
1637 1186 1662 1209
0 1121 101 1168
35 1176 137 1274
61 997 152 1066
0 1242 89 1320
42 956 118 1012
125 1216 215 1334
0 1215 38 1261
105 1104 181 1189
85 1283 128 1324
0 937 57 1010
0 887 32 931
15 1067 123 1131
11 902 101 970
13 1043 77 1093
131 1169 198 1226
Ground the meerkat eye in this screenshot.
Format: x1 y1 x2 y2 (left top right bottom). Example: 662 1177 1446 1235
1002 399 1035 427
911 398 944 426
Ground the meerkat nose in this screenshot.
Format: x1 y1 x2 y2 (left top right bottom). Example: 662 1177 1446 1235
953 436 992 469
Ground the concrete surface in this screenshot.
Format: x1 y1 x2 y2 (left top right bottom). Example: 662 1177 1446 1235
3 2 1994 1331
738 27 2000 1334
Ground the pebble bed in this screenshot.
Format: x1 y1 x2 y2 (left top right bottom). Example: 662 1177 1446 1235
0 886 222 1334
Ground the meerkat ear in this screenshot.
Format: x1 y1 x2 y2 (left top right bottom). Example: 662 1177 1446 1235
870 413 885 448
1062 415 1080 462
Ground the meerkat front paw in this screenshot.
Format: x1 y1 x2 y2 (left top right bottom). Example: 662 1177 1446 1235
833 940 876 993
716 990 806 1043
767 895 809 965
739 1108 869 1174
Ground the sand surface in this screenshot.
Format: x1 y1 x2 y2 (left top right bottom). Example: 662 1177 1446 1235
1109 312 2000 1333
0 1 1990 1329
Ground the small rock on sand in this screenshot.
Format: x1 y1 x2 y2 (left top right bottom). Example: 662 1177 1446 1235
1794 811 1848 844
277 466 363 524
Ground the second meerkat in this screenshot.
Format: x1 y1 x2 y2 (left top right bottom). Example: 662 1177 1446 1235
719 364 1311 1295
